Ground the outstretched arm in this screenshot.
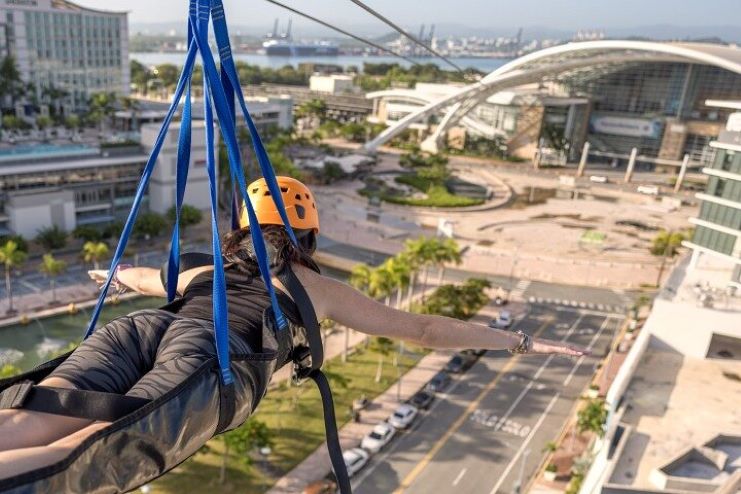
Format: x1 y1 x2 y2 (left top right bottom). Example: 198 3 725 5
294 266 587 356
89 266 212 297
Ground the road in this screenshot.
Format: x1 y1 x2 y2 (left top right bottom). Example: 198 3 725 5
351 304 622 494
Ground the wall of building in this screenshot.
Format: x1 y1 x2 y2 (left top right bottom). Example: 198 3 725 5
507 103 544 159
140 121 213 215
7 188 75 237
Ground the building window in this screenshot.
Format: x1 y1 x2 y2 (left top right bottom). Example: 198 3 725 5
714 179 726 198
721 151 735 172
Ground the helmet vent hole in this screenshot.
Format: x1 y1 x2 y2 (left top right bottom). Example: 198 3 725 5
264 191 271 196
295 204 306 219
312 202 316 209
251 187 259 194
295 193 302 200
280 187 288 193
305 193 310 199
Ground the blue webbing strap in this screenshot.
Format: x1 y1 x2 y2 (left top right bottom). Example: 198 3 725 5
166 15 194 303
190 0 288 331
84 39 198 338
209 0 299 248
191 0 233 385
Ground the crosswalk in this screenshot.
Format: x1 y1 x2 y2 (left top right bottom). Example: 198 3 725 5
527 295 625 314
509 279 531 299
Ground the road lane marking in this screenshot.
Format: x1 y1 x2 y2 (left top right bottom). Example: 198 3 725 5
563 317 613 386
491 315 582 432
452 468 467 486
390 318 554 494
488 392 561 494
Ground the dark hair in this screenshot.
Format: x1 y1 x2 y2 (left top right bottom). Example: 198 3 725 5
222 225 318 276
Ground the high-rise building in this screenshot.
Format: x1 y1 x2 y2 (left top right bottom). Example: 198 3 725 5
0 0 129 113
685 100 741 288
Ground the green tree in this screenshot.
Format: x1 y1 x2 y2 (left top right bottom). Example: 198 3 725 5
86 92 117 132
577 398 608 437
167 204 203 231
38 253 67 303
369 264 396 306
63 114 81 131
650 229 688 257
119 96 141 131
82 241 109 270
0 240 28 314
73 225 103 242
35 225 68 250
219 418 273 483
0 56 24 110
349 264 373 294
1 115 23 131
296 98 327 120
154 64 180 90
0 364 21 379
340 122 367 143
0 234 28 253
130 59 154 95
432 237 462 285
133 212 168 239
35 115 53 130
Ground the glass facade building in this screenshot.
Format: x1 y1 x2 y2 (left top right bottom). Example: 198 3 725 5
0 0 129 111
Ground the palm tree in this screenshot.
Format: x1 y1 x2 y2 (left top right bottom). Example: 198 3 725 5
349 264 373 295
370 264 396 306
384 256 412 309
0 240 28 315
39 254 68 304
433 238 462 286
403 237 436 301
82 241 109 269
119 96 140 132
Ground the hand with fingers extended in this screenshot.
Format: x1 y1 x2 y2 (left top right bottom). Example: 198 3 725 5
87 264 132 293
530 337 590 357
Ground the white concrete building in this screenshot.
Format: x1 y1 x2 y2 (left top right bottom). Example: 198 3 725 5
309 74 356 95
0 121 218 237
0 0 129 112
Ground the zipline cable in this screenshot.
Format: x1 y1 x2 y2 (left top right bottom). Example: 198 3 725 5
263 0 422 67
346 0 465 73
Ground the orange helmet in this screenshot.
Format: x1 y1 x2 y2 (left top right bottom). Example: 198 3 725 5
239 176 319 234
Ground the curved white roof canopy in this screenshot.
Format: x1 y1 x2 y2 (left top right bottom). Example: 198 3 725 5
364 40 741 152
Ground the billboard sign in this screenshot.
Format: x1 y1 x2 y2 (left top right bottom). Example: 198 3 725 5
589 115 662 138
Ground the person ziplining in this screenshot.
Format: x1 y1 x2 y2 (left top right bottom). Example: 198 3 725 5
0 2 587 493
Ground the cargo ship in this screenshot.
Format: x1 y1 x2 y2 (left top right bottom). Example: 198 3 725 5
262 19 339 57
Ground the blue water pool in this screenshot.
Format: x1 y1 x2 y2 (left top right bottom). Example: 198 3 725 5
0 143 98 163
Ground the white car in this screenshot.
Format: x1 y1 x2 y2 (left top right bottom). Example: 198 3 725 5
388 404 418 430
342 448 370 477
361 422 397 454
637 185 659 195
490 310 513 329
589 175 608 183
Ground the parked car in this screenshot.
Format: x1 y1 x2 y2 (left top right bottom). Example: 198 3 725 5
489 310 513 329
462 349 486 357
342 448 370 477
388 404 419 429
361 422 396 454
637 184 660 195
425 371 452 393
589 175 608 183
445 353 476 373
408 390 435 410
493 286 509 305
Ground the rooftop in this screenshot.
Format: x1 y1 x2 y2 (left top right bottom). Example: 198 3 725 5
606 348 741 492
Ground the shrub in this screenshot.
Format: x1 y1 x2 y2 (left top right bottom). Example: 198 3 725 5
73 225 103 242
35 225 68 250
167 204 203 230
0 234 28 253
133 212 168 239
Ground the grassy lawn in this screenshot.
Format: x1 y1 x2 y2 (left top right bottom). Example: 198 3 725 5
150 338 426 493
388 174 484 207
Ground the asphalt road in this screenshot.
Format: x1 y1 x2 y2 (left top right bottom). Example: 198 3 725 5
351 304 622 494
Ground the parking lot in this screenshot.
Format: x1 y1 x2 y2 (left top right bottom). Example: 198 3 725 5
346 304 622 494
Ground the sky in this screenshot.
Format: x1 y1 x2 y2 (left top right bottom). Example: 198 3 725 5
76 0 741 37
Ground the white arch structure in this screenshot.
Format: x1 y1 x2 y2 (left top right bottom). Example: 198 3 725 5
363 40 741 153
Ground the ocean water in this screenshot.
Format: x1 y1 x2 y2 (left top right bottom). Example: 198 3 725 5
130 52 510 74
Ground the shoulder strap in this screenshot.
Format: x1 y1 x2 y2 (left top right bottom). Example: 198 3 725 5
0 381 150 422
276 264 324 376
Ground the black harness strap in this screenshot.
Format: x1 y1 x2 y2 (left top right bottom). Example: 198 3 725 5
277 264 351 494
0 381 150 422
276 265 324 375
